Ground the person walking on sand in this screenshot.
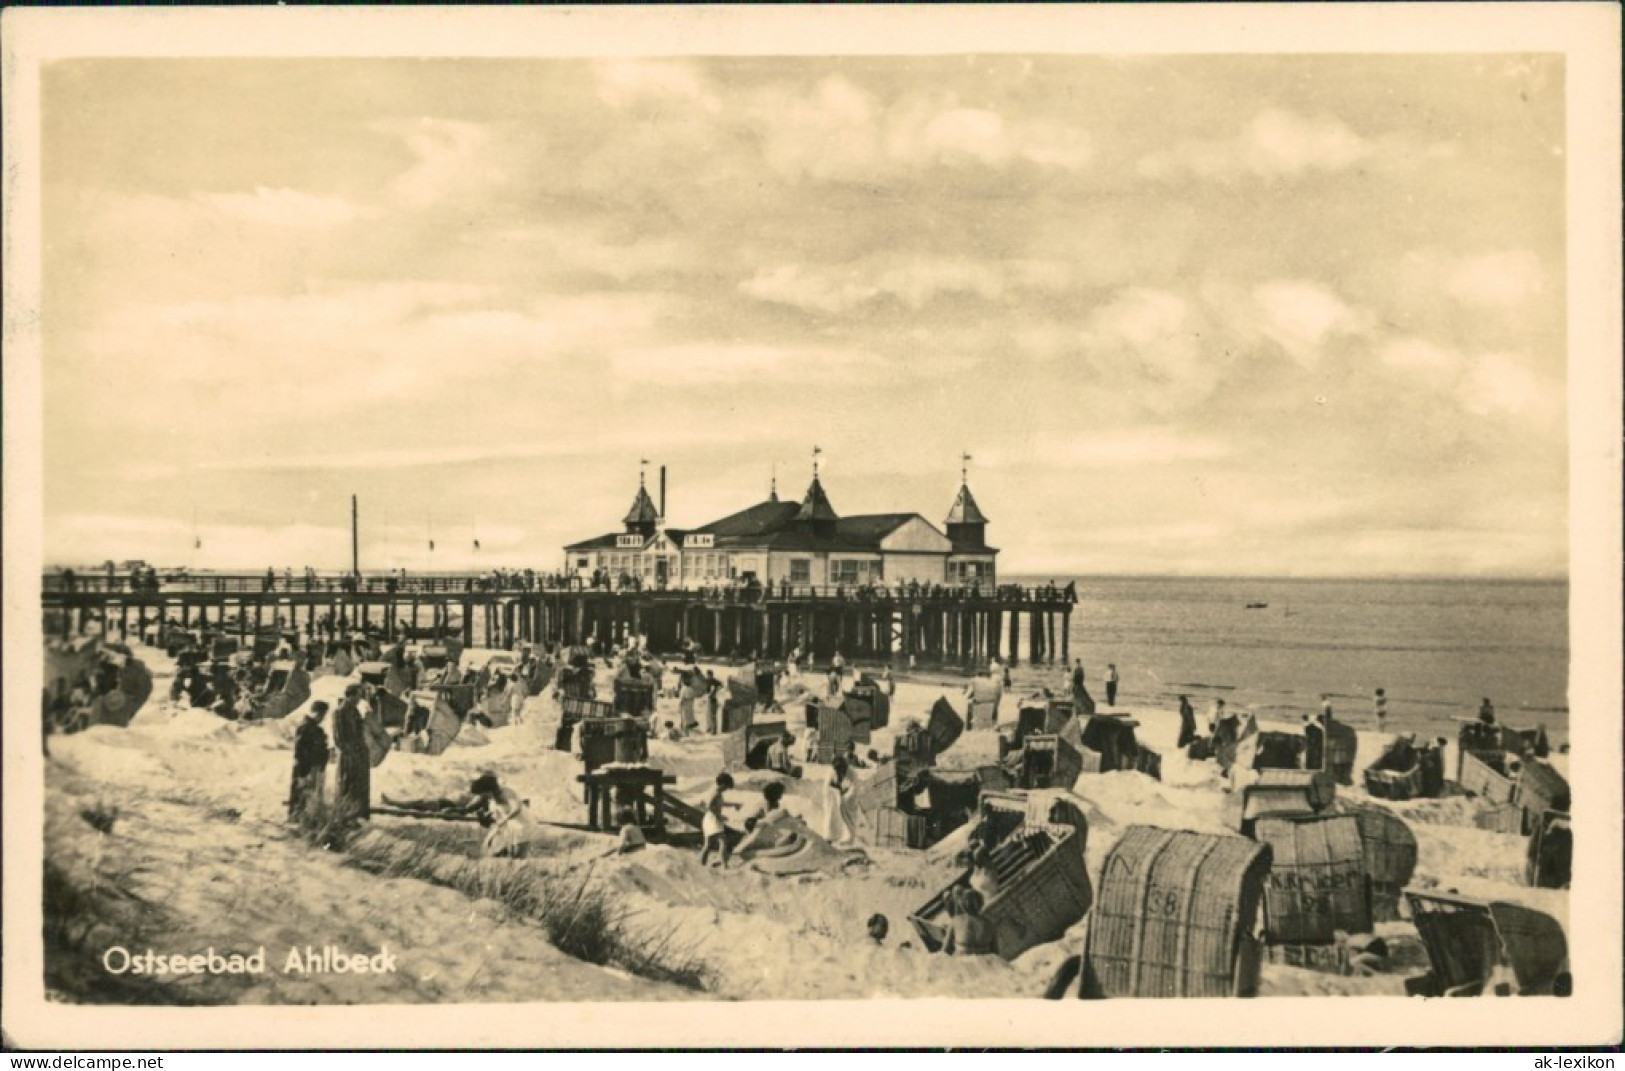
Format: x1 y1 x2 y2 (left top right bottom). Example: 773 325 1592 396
1105 664 1120 707
289 701 330 822
332 687 372 822
699 772 737 868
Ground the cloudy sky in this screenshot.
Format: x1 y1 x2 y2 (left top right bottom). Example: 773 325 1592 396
40 53 1567 576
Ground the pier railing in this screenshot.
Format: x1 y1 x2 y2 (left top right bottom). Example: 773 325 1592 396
42 571 1078 606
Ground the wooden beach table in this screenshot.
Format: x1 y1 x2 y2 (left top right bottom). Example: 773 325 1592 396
577 765 678 831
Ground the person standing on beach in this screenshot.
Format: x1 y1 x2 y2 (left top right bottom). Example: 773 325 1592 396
332 688 372 821
1374 688 1388 731
289 702 330 822
881 664 895 698
1303 712 1325 770
1072 663 1096 717
705 670 722 734
1478 697 1496 726
1105 664 1120 707
1177 696 1198 749
821 757 857 846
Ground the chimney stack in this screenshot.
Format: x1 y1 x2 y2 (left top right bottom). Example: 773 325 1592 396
659 465 667 520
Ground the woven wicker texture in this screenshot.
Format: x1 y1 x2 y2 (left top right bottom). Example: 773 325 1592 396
1085 825 1271 999
910 822 1091 961
1341 802 1418 922
1255 815 1372 943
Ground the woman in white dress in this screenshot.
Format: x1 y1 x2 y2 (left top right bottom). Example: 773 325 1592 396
822 756 856 846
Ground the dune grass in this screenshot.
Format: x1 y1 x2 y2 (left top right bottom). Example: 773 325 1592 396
343 825 711 991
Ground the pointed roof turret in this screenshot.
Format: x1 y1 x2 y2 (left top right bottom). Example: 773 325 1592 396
623 461 660 534
945 482 988 526
623 485 660 527
796 475 839 523
796 445 838 525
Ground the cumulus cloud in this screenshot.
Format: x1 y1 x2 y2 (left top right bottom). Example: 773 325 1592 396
750 75 1091 184
1139 106 1373 183
1250 280 1369 366
376 118 503 210
77 283 661 426
1444 250 1546 309
1380 336 1467 388
1461 351 1551 417
1073 288 1225 410
595 59 720 113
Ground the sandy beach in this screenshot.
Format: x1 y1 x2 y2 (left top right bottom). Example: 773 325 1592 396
40 641 1567 1005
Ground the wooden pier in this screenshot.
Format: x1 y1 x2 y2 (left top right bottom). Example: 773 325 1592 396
41 573 1076 669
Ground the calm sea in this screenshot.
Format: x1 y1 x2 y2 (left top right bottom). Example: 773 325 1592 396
1003 576 1569 744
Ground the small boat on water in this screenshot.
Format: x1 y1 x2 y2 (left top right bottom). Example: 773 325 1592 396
1244 602 1270 610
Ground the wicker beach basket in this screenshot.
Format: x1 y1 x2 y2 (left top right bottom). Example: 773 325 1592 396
909 822 1091 961
612 678 655 717
1082 826 1271 999
721 717 789 771
928 697 965 756
1019 734 1083 791
1322 719 1358 786
847 684 890 730
1338 802 1418 922
1255 815 1372 944
874 805 931 850
1221 770 1333 835
1524 810 1571 889
1459 750 1518 806
1516 760 1570 833
1078 715 1143 773
1404 890 1570 996
1253 731 1306 771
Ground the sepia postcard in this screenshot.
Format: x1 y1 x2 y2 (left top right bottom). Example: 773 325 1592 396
3 3 1620 1051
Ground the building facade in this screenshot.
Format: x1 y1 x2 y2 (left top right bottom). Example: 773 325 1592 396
564 467 998 591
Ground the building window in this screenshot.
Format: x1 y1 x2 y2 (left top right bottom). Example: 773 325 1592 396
832 560 864 584
790 559 810 583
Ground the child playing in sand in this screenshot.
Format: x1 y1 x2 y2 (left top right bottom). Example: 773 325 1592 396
699 772 737 868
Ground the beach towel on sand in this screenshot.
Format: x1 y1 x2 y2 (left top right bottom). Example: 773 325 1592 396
741 814 869 877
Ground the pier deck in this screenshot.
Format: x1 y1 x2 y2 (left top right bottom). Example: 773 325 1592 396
42 573 1075 668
